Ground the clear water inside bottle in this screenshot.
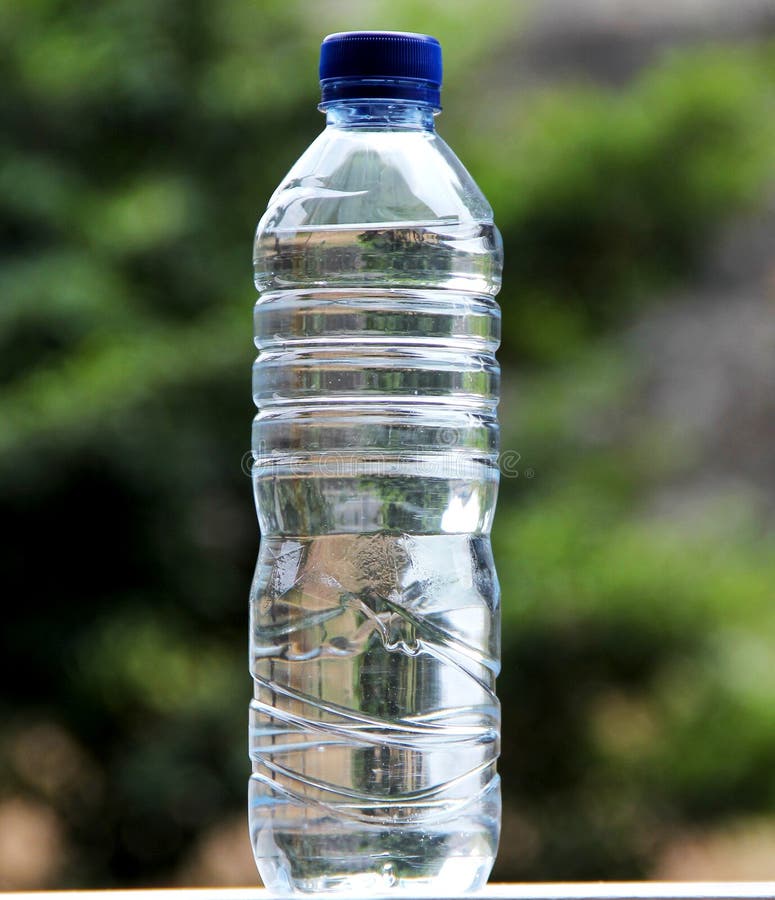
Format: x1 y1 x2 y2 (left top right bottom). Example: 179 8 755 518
250 532 500 894
250 103 503 895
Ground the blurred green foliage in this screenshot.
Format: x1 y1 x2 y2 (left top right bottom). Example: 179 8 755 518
1 0 774 887
475 47 775 362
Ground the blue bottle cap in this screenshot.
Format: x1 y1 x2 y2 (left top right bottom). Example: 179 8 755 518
319 31 442 109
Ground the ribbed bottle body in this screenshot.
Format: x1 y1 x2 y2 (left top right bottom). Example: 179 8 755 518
250 111 503 895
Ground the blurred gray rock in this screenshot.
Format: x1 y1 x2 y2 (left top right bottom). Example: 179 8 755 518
518 0 775 84
629 201 775 525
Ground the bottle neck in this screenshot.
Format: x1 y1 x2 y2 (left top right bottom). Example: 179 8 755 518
324 101 436 132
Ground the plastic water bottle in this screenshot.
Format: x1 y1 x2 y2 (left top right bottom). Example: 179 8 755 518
249 31 503 895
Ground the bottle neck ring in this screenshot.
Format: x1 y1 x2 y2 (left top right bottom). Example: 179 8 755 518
320 75 440 110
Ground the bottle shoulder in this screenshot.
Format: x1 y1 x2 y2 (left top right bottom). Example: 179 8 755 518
256 126 496 235
254 126 503 296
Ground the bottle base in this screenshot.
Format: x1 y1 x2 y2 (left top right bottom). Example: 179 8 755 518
251 821 496 896
256 858 494 897
274 864 494 896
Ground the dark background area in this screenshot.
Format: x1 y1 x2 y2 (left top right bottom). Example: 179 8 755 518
1 0 775 888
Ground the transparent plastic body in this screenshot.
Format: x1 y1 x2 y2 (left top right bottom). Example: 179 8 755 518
250 100 503 895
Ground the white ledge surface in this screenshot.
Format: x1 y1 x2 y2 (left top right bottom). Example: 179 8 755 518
4 884 775 900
